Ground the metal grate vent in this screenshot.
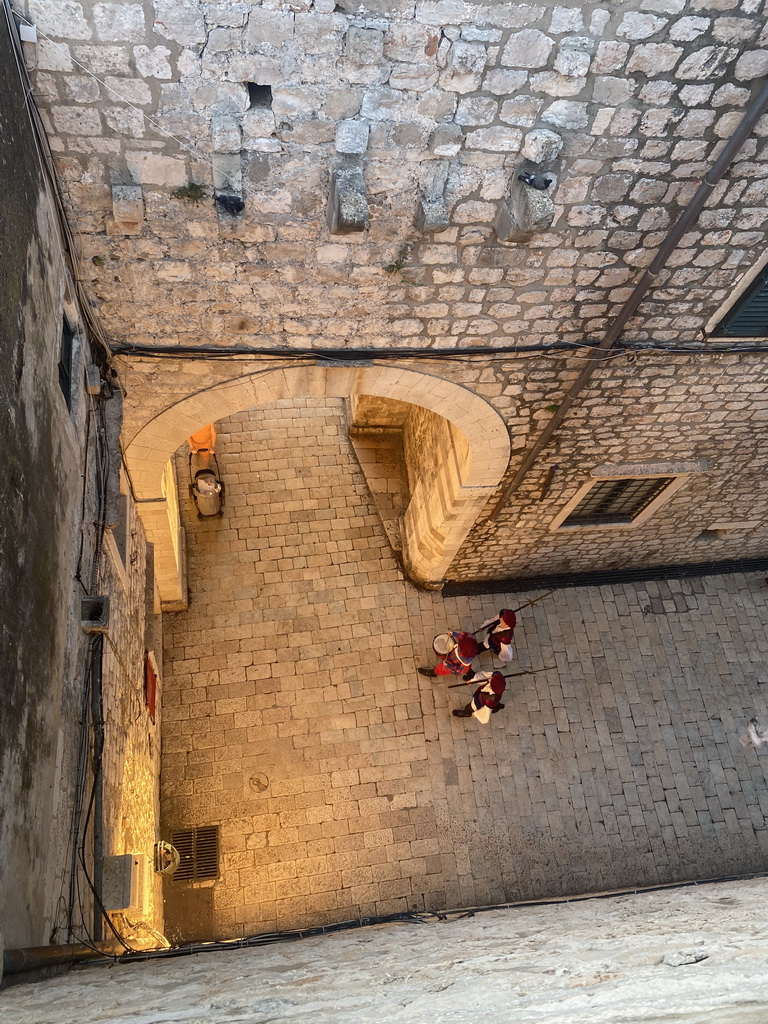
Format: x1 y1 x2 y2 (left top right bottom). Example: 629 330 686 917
713 269 768 337
170 826 219 882
562 477 674 527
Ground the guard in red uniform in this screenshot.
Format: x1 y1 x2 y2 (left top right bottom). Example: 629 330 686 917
477 608 517 664
418 631 482 678
452 671 507 723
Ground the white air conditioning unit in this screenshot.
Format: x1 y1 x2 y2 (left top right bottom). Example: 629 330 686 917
102 853 149 914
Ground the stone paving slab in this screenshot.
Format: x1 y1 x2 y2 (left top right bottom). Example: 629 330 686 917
161 399 768 938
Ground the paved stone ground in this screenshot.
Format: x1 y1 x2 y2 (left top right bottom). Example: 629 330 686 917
161 399 768 937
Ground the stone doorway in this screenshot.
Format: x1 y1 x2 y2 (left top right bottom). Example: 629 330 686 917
123 364 510 607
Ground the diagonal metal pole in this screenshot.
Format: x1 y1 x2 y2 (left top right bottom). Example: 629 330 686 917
448 666 557 687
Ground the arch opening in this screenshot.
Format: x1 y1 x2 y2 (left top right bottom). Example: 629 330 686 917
124 364 510 605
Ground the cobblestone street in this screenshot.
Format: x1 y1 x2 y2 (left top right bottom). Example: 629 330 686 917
161 399 768 936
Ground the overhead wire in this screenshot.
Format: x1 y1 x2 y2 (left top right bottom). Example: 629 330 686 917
110 338 768 365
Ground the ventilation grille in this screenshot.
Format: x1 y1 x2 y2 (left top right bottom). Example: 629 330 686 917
562 477 674 527
170 826 219 882
714 269 768 337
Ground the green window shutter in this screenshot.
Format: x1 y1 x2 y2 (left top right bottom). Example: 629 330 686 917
713 269 768 337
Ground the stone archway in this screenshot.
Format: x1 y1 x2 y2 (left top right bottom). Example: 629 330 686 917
125 364 510 605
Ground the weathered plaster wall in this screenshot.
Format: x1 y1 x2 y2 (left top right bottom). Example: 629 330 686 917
5 878 768 1024
0 17 162 955
0 9 89 950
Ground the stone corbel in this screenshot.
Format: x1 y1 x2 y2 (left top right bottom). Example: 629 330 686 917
495 170 556 243
328 155 368 234
415 159 450 233
211 115 244 218
107 185 144 235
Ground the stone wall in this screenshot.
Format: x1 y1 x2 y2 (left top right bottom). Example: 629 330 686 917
0 7 98 952
17 0 768 349
14 0 768 584
99 506 165 940
452 348 768 581
402 402 471 571
0 13 162 958
116 347 768 584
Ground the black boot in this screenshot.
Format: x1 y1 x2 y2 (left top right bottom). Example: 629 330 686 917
452 707 473 717
418 667 437 678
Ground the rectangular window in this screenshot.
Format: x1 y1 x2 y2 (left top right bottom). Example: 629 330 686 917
170 826 220 882
559 476 676 527
59 317 75 409
144 652 158 723
111 492 129 568
713 268 768 337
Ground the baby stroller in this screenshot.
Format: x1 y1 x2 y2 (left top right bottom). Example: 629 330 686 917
188 424 224 518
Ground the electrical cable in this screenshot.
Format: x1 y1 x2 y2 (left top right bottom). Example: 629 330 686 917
66 636 96 942
111 339 768 362
112 341 607 359
73 399 94 594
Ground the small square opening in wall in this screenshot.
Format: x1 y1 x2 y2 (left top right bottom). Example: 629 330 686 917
81 595 110 633
247 83 272 109
111 492 129 568
170 826 219 882
59 316 75 410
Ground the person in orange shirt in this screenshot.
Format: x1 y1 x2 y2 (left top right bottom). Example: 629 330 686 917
188 423 217 465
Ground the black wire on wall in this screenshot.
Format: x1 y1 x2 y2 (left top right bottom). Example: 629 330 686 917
111 340 768 361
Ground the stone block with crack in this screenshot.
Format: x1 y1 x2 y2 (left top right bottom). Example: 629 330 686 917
495 173 556 242
328 155 368 234
415 159 450 232
110 184 144 234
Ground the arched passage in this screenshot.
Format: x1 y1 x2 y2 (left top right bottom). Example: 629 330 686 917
125 364 510 605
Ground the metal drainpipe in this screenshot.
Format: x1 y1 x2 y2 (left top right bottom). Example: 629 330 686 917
91 633 105 943
2 942 118 976
487 76 768 521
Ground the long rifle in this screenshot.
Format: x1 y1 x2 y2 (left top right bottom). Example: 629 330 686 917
472 589 558 635
448 666 557 687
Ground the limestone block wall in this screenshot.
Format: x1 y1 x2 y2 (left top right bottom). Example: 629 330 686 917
0 8 162 955
99 510 164 939
116 348 768 585
349 396 476 581
14 0 768 351
401 403 472 574
451 349 768 581
14 0 768 583
349 394 410 428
